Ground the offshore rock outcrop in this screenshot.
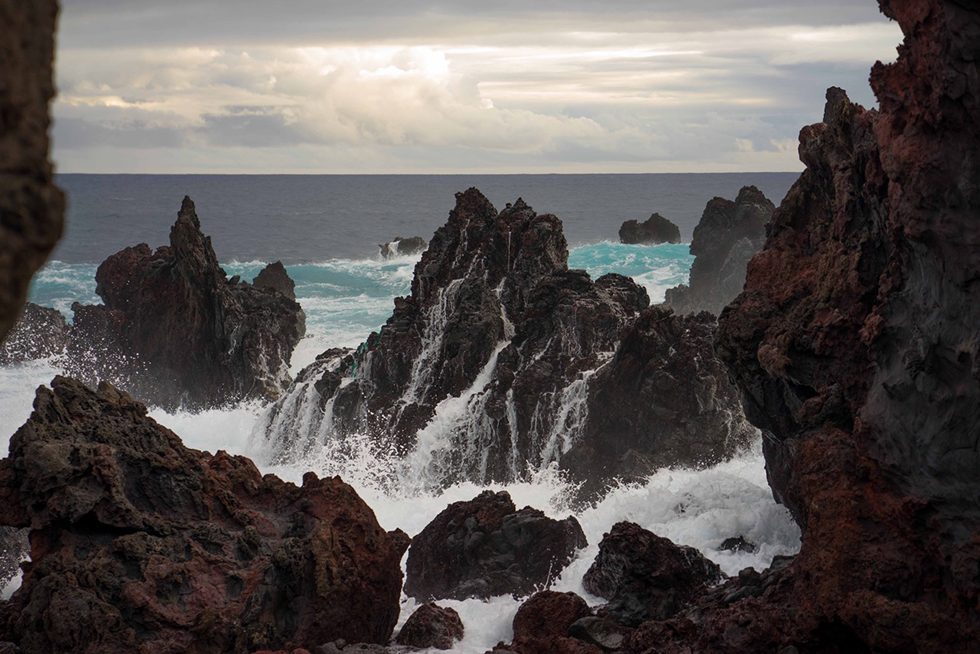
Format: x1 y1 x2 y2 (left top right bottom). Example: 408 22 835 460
0 377 409 654
618 213 681 245
0 1 64 342
0 302 68 364
261 189 752 493
379 236 427 259
69 197 306 410
403 490 586 601
664 186 774 316
620 2 980 652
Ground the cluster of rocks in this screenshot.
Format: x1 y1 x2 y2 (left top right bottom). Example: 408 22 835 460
664 186 774 316
1 197 306 411
263 189 754 495
618 213 680 245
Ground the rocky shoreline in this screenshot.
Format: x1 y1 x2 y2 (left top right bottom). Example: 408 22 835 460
0 0 977 652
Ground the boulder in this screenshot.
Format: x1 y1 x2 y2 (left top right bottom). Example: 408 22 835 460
254 261 297 300
582 522 723 626
0 302 68 364
395 603 464 649
664 186 774 315
68 197 306 409
404 490 586 601
0 0 64 342
0 376 409 653
618 213 680 245
512 591 593 644
379 236 427 259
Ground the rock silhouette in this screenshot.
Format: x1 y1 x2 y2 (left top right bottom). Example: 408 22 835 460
618 213 681 245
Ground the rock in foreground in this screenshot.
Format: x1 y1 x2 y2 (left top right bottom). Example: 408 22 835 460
395 603 464 649
404 490 586 601
664 186 774 316
0 1 65 342
618 213 681 245
69 197 305 409
0 376 408 654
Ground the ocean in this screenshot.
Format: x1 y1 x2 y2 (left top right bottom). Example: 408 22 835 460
1 173 801 651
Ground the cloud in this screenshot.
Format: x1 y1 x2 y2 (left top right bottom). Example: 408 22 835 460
52 1 902 173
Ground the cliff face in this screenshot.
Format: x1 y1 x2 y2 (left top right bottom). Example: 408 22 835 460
702 1 979 650
0 1 64 342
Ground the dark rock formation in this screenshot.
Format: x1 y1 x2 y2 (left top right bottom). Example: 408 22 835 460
0 1 64 343
582 522 722 626
618 213 681 245
513 591 593 643
622 2 980 652
0 302 67 364
254 261 297 300
379 236 427 259
404 490 586 601
719 536 756 553
0 377 409 653
263 189 750 495
567 617 631 652
394 603 464 649
69 197 306 409
564 307 755 498
664 186 774 315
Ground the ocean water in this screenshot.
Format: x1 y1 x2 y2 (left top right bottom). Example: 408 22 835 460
0 174 801 652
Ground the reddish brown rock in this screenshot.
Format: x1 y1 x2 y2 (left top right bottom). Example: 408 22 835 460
404 490 587 601
0 376 408 654
623 2 980 652
0 0 65 342
395 603 464 649
69 197 305 410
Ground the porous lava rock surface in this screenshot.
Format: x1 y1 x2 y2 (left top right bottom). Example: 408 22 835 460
69 197 305 410
404 490 587 601
394 603 464 649
664 186 774 316
0 376 409 654
0 0 64 342
618 213 681 245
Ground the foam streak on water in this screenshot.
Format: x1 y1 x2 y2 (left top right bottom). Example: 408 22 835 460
0 242 800 653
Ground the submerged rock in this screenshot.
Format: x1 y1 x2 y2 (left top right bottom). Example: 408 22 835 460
0 1 65 342
618 213 681 245
0 376 408 653
664 186 774 315
404 490 586 601
583 522 723 626
68 197 306 409
263 189 749 496
379 236 427 258
395 603 464 649
0 302 68 364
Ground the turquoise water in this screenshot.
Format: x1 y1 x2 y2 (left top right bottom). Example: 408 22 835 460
28 241 694 369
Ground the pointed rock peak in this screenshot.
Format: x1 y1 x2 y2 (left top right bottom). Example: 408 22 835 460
179 195 196 217
169 196 216 266
254 261 296 300
822 86 853 125
450 187 497 221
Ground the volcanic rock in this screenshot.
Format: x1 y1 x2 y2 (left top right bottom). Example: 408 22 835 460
404 490 587 601
0 302 68 364
664 186 774 315
263 189 749 497
582 522 723 626
0 1 65 343
719 536 756 553
379 236 427 259
618 213 681 245
513 591 593 643
254 261 297 300
0 376 409 653
395 603 464 649
68 197 306 409
624 2 980 652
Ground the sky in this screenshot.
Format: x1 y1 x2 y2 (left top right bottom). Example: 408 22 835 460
53 1 902 174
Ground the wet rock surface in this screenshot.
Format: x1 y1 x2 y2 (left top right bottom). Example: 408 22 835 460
394 603 464 649
583 522 723 626
404 490 587 601
0 0 65 343
618 213 680 245
379 236 427 258
0 302 68 364
0 376 409 654
664 186 774 316
68 197 305 410
264 189 750 495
